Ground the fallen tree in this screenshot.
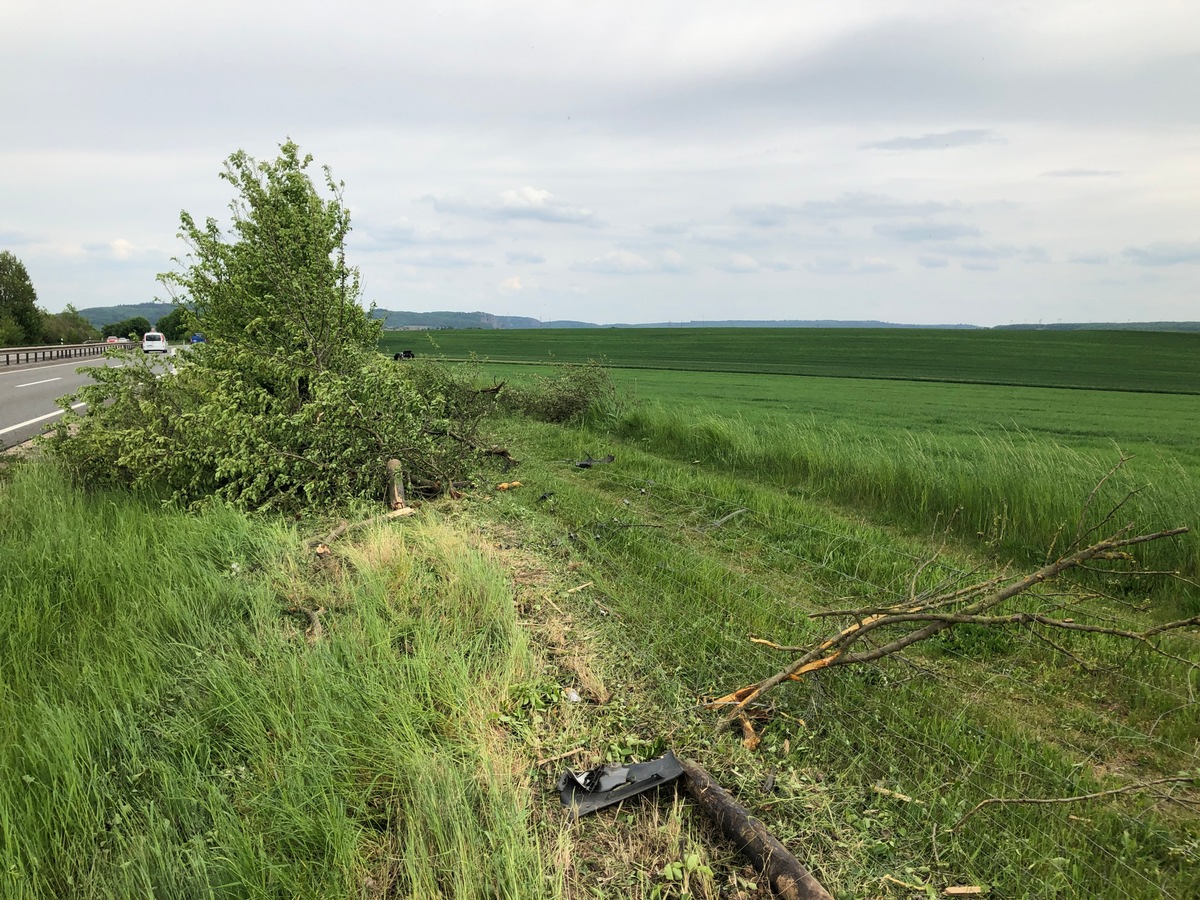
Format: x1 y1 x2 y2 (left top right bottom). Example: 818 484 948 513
45 142 500 511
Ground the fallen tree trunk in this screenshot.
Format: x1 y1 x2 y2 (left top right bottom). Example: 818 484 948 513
681 758 832 900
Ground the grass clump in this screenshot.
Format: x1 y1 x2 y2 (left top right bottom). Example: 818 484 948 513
0 460 550 898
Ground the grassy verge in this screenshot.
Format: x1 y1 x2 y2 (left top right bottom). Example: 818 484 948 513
0 460 550 898
473 416 1200 899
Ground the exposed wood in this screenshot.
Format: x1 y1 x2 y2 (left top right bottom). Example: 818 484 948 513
681 758 832 900
284 605 326 644
386 458 407 510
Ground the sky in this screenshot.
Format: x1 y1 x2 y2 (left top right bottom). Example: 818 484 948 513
3 1 1198 327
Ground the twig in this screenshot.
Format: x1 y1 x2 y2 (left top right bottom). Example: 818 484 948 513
1072 454 1131 548
952 776 1197 831
536 747 588 767
698 507 749 530
304 507 416 548
284 605 326 644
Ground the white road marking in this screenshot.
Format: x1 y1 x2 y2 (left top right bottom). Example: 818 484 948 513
16 377 62 388
0 402 88 436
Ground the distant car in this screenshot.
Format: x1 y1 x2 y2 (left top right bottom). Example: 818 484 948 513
189 333 206 343
105 335 123 343
142 331 168 353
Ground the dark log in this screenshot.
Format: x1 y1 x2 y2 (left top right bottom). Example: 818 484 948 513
681 758 831 900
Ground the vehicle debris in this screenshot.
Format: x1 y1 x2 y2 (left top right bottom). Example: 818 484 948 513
575 454 615 468
557 751 685 817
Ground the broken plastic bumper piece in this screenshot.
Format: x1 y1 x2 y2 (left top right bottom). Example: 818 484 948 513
556 751 685 817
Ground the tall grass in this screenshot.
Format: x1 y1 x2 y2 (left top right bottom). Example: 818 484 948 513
614 404 1200 583
0 461 549 898
479 417 1200 898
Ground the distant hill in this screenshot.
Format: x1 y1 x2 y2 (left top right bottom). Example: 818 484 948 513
994 321 1200 333
77 304 1200 334
621 319 980 329
369 309 597 329
77 302 179 329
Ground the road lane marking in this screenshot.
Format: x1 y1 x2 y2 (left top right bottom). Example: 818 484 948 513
16 377 62 388
0 402 88 436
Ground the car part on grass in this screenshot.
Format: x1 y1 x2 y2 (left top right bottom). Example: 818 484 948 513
557 751 685 817
558 752 832 900
575 453 615 468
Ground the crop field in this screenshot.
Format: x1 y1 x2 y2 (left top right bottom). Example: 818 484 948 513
381 327 1200 394
393 327 1200 897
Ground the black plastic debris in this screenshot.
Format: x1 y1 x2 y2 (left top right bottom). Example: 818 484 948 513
575 454 615 469
557 751 685 817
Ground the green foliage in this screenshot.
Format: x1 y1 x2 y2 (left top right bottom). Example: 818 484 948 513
479 416 1200 898
498 359 621 424
0 250 42 344
40 304 100 344
160 139 377 372
101 315 152 339
47 141 495 510
153 305 191 341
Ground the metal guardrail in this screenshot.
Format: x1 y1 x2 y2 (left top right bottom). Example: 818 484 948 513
1 341 132 366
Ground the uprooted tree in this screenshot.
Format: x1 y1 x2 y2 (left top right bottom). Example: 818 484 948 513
47 140 496 510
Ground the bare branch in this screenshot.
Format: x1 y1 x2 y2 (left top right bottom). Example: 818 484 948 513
718 524 1191 730
952 776 1196 831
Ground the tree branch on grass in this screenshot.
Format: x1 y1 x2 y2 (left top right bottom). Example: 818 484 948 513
951 775 1197 831
713 523 1191 732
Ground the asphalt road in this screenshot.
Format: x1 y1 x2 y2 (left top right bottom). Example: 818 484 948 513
0 355 124 450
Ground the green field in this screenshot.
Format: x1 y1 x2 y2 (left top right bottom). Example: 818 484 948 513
394 326 1200 895
5 326 1198 899
382 327 1200 394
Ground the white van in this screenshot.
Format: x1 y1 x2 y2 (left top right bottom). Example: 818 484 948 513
142 331 169 353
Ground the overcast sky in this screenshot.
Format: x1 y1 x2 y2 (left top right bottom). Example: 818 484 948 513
3 1 1198 326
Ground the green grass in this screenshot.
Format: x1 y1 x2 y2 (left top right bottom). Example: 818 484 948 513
476 416 1200 899
382 327 1200 394
0 461 550 899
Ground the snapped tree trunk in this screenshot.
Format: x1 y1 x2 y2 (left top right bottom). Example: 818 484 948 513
681 758 832 900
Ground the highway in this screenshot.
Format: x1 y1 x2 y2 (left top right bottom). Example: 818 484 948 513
0 356 122 450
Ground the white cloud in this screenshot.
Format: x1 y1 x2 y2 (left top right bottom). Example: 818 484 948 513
428 187 599 226
874 222 982 242
1123 242 1200 266
109 239 137 260
2 1 1198 325
860 129 1004 151
573 250 653 274
806 256 896 275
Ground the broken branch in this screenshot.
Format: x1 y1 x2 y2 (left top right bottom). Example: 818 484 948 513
952 775 1196 831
